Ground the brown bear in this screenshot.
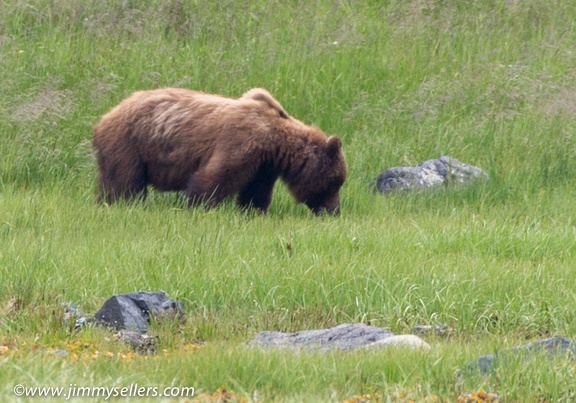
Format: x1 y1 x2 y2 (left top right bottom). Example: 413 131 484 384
92 87 346 215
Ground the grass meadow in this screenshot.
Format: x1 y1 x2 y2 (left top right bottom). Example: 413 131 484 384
2 0 576 401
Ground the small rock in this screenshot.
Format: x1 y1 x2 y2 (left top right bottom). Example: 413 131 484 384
365 335 431 350
373 156 488 194
412 324 449 336
61 302 90 330
116 330 157 353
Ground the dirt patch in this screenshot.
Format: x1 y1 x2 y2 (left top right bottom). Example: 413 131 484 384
11 88 74 123
538 87 576 117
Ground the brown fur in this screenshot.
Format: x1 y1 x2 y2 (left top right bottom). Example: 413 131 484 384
92 88 346 214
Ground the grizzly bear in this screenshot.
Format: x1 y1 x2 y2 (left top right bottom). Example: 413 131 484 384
92 88 346 215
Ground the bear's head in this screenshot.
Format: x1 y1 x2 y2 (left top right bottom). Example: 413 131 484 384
290 136 347 215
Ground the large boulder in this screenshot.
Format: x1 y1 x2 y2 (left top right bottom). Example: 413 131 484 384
373 156 488 194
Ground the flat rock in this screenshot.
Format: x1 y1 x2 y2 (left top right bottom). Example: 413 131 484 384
462 336 576 376
246 323 395 351
365 334 431 350
373 156 488 194
94 291 183 333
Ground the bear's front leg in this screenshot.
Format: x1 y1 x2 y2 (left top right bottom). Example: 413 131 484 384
96 153 148 204
237 162 278 213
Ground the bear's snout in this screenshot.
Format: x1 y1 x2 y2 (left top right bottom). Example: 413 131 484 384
307 193 341 216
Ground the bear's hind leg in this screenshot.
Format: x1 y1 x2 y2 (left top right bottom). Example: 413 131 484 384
185 169 227 208
187 161 257 208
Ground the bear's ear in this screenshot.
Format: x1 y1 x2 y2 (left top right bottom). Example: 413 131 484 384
326 136 342 158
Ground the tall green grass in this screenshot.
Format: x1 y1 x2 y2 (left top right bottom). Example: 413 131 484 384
2 0 576 401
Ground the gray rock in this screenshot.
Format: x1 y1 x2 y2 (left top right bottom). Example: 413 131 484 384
246 323 395 351
522 336 576 353
373 156 488 194
94 292 183 333
462 336 576 376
